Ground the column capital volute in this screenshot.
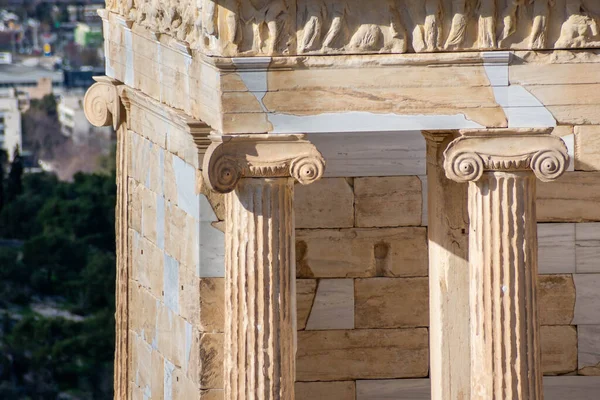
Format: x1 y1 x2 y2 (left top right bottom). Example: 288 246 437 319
202 134 326 193
443 128 569 183
83 76 125 130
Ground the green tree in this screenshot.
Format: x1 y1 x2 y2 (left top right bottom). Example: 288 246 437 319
0 169 116 399
0 149 8 212
5 147 23 203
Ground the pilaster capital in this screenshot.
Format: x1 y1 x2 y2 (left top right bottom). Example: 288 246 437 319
83 76 125 130
202 134 325 193
443 129 569 183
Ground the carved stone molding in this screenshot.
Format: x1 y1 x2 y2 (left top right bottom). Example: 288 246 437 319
202 134 326 193
83 76 124 130
443 129 569 183
105 0 600 57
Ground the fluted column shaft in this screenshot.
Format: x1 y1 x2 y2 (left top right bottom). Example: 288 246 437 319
225 178 295 400
443 130 569 400
469 172 541 399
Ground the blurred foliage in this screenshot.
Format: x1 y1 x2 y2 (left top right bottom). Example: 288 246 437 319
0 152 116 400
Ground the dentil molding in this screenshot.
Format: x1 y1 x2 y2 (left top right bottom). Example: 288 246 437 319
202 134 326 193
443 129 570 183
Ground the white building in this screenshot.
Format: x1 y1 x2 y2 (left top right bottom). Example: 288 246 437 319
57 92 111 144
0 87 22 158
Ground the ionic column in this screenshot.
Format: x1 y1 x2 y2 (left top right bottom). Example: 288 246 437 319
443 130 569 400
203 135 325 400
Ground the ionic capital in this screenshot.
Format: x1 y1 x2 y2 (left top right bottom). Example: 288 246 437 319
83 76 124 130
202 134 325 193
443 129 569 183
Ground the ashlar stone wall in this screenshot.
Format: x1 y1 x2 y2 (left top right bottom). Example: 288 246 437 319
123 102 600 399
125 92 225 400
121 94 600 400
292 174 597 400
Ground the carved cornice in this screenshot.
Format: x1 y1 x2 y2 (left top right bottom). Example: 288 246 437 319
118 86 212 155
202 135 325 193
443 129 569 183
83 76 124 130
104 1 600 57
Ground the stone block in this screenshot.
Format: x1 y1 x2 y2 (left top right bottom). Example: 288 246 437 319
356 379 430 400
537 172 600 222
296 381 355 400
198 173 226 222
296 329 429 381
131 333 153 392
179 266 200 326
141 186 158 243
164 254 180 314
145 141 163 195
543 376 600 399
541 325 578 375
131 231 164 300
537 275 575 326
164 360 176 400
129 283 158 345
578 325 600 375
129 179 143 234
548 105 600 126
164 152 178 204
297 227 428 278
172 366 200 400
297 279 317 330
165 202 187 264
573 274 600 324
129 130 146 184
130 385 144 400
305 131 427 178
156 196 165 250
305 279 354 330
294 178 354 228
200 389 224 400
537 223 576 274
419 175 428 226
151 349 165 400
354 176 422 227
168 127 198 168
575 126 600 171
576 223 600 273
198 219 225 278
510 63 600 86
186 328 202 387
173 156 200 220
355 277 429 329
199 278 225 333
199 333 224 389
355 377 600 399
156 303 187 368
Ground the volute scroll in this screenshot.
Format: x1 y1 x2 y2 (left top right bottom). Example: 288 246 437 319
443 131 569 183
83 76 124 130
202 134 326 194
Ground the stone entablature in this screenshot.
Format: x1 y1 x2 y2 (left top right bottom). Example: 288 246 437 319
105 0 600 56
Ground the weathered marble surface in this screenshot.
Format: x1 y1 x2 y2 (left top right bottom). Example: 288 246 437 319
355 377 600 400
107 0 600 56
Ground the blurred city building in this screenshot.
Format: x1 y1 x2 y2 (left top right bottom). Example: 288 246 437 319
0 87 22 158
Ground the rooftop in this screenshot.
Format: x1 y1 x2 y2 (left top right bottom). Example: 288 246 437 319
0 64 63 85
